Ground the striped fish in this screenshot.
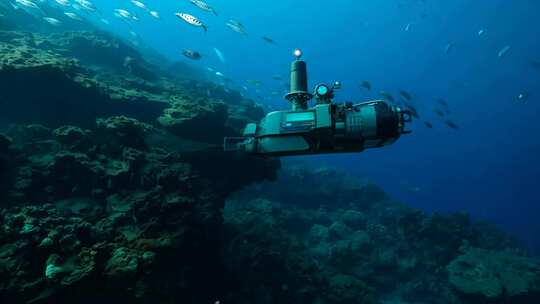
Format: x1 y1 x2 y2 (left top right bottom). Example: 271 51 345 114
175 13 207 32
189 0 217 16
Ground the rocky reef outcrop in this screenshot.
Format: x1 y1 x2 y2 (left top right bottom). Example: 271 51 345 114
225 165 540 304
0 30 263 143
448 246 540 301
0 132 12 201
0 116 278 304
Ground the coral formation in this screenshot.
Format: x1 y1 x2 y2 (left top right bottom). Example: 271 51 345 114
448 246 540 300
0 30 263 142
0 116 278 303
225 165 540 303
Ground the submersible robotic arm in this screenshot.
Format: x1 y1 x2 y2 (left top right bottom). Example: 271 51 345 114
224 49 412 156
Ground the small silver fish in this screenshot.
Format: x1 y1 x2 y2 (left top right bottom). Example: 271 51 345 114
226 20 246 35
228 20 243 27
43 17 61 26
114 9 138 21
131 0 147 11
445 43 454 55
64 12 82 21
75 0 97 12
189 0 217 16
213 48 226 63
517 92 528 101
478 28 486 36
405 23 411 32
55 0 70 7
149 10 159 19
175 13 207 32
15 0 40 10
498 45 511 60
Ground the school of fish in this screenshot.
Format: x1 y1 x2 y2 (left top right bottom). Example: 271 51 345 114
0 0 536 132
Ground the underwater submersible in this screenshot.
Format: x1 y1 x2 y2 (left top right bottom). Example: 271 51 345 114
224 49 412 156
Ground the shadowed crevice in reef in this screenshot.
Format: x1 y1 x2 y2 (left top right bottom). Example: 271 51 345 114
0 64 168 128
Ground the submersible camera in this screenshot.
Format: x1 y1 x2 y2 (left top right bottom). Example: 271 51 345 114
224 49 412 156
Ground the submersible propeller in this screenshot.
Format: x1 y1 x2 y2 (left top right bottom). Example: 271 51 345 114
223 48 412 156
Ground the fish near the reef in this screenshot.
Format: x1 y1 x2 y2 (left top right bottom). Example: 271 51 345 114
176 13 207 32
404 103 420 119
43 17 61 26
14 0 40 10
517 91 529 101
114 9 138 21
190 0 217 16
498 45 511 60
399 89 412 101
444 120 459 130
213 48 226 63
404 23 412 32
131 0 148 11
226 19 247 35
262 36 275 44
75 0 98 13
64 12 82 21
434 109 445 117
149 11 159 19
434 97 448 107
360 80 371 91
379 91 395 103
445 43 454 55
182 49 201 60
55 0 70 7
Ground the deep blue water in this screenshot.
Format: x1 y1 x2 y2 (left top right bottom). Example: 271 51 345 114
64 0 540 253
